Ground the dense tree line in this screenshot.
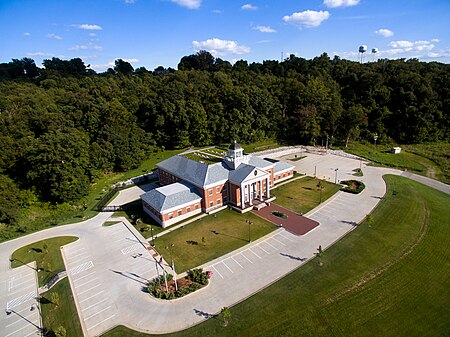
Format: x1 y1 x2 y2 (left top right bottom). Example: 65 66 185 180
0 52 448 224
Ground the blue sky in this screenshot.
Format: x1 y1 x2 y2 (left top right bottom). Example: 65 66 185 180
1 0 449 71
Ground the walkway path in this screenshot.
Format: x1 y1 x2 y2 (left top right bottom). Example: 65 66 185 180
0 150 448 336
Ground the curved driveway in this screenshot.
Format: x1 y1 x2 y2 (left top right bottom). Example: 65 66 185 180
0 151 448 336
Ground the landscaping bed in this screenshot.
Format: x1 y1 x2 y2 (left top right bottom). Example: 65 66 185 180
340 180 365 194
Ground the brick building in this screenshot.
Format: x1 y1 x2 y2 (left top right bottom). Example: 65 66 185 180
141 141 294 227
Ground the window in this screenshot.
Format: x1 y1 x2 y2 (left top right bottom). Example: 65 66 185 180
178 210 182 216
216 186 220 193
209 189 213 196
217 198 221 205
195 204 199 209
187 207 190 213
168 213 173 219
209 201 214 208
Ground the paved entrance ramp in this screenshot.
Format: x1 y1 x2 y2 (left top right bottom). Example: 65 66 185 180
253 204 319 235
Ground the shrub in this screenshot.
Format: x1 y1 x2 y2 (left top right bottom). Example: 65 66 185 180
340 180 365 194
272 211 288 219
187 268 209 285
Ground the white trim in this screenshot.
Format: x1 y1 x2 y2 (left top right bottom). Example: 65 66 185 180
161 208 202 227
161 197 202 214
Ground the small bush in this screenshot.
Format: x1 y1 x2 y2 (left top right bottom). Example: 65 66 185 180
188 268 209 285
272 211 288 219
340 180 365 194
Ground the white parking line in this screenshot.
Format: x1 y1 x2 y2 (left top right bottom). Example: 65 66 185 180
222 261 234 273
271 237 286 246
75 277 99 289
8 284 34 295
68 246 86 254
73 271 95 282
77 283 102 296
85 305 112 320
81 298 108 312
5 324 36 337
24 329 40 337
257 245 270 255
71 261 94 275
86 314 116 331
212 265 223 279
121 243 142 255
79 290 104 304
10 277 35 289
278 232 293 241
249 248 262 259
231 256 244 268
68 250 89 259
6 291 36 309
265 241 277 250
240 252 253 263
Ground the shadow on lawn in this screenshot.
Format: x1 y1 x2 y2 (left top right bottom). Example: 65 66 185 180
210 230 247 242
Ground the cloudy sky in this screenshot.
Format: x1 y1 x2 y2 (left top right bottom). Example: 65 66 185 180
1 0 449 71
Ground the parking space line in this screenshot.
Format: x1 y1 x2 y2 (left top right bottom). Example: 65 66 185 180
231 257 244 269
249 248 262 259
81 298 108 312
85 305 112 320
73 271 95 282
8 284 34 295
271 237 286 246
222 261 233 273
24 329 40 337
120 243 142 255
265 241 277 250
257 245 270 255
240 252 253 263
5 324 36 337
212 265 223 279
68 246 86 254
79 290 104 304
6 291 36 309
68 251 89 259
77 283 102 296
6 312 36 328
71 261 94 275
278 232 293 241
10 277 35 289
75 277 99 289
86 314 116 331
9 272 33 281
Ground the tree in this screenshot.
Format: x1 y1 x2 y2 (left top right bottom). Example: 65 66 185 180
50 292 60 307
220 307 232 327
0 175 22 225
54 326 67 337
114 59 134 75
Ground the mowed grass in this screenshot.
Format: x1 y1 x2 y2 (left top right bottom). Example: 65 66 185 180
155 208 277 272
103 175 450 337
272 176 341 214
10 236 78 287
41 278 83 337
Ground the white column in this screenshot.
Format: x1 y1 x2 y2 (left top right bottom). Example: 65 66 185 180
240 184 245 207
266 178 270 198
259 180 263 201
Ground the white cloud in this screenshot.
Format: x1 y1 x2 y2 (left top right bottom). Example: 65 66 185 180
73 24 103 30
212 9 222 14
89 33 97 37
283 10 330 28
124 0 136 3
47 33 62 40
23 32 31 37
375 28 394 38
241 4 257 10
192 38 250 56
26 52 54 57
69 43 103 51
170 0 201 9
431 38 440 43
324 0 360 8
122 58 140 63
254 25 276 33
389 39 436 51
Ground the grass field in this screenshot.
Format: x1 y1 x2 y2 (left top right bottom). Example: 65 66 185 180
241 139 281 153
154 208 277 272
344 142 450 184
41 278 83 337
103 175 450 337
10 236 78 287
271 177 341 214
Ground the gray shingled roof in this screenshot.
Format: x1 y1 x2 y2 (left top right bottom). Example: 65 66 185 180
141 182 201 213
273 160 295 173
228 164 269 184
247 156 274 169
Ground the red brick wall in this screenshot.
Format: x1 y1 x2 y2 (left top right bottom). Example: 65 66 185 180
203 183 227 209
142 200 162 220
229 183 241 206
158 169 181 186
161 201 201 221
274 169 294 183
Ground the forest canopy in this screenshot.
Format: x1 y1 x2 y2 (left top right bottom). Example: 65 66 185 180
0 52 448 224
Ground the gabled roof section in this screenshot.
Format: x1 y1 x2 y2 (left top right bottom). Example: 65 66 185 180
273 160 295 173
204 162 230 186
141 182 201 213
229 164 269 185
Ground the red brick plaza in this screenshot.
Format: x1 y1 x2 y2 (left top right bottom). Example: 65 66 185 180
253 203 319 235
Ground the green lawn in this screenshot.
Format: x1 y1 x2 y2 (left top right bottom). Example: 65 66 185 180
10 236 78 287
241 139 281 153
103 175 450 337
41 278 83 337
272 177 341 214
154 208 277 273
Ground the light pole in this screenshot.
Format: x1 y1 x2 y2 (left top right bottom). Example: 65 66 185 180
165 243 174 269
334 168 339 184
314 165 317 178
248 221 251 243
149 225 155 247
374 133 378 150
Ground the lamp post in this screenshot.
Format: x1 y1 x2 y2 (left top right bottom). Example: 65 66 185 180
314 165 317 178
149 225 155 247
248 221 251 243
374 133 378 150
334 168 339 184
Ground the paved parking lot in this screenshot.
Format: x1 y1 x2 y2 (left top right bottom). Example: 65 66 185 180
62 221 160 336
1 263 40 337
